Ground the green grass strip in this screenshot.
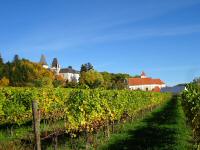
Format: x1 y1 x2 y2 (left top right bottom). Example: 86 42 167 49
99 97 194 150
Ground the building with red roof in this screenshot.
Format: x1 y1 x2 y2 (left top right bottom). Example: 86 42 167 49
128 72 166 92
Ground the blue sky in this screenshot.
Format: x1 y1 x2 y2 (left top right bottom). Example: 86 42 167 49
0 0 200 86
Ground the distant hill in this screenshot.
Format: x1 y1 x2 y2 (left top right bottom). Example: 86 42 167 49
161 85 186 94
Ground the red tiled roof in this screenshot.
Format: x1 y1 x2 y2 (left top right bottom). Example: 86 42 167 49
128 77 165 86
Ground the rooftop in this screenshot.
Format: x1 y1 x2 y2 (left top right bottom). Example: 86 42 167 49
128 72 165 86
60 67 79 74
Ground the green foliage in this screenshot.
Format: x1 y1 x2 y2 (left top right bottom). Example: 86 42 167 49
79 70 104 89
101 72 130 90
0 54 4 79
65 80 78 88
0 87 171 133
3 58 54 87
53 75 66 88
34 77 54 88
181 83 200 146
80 62 94 73
0 54 3 65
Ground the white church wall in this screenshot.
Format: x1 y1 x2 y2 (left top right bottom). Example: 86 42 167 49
60 73 80 82
129 84 166 91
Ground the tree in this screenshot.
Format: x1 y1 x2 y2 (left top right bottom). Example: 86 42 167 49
0 53 3 65
7 58 54 86
80 62 94 73
101 72 112 89
79 70 104 89
53 75 65 87
0 53 4 79
0 77 9 86
13 54 20 63
101 72 131 90
34 77 54 88
111 73 129 90
65 79 78 88
79 62 95 88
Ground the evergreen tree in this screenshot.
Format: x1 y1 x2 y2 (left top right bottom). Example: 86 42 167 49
13 54 20 63
80 62 94 73
0 53 3 65
0 53 4 79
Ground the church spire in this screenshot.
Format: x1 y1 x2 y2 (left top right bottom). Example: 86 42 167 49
141 71 147 78
39 54 48 68
40 54 48 65
51 58 60 75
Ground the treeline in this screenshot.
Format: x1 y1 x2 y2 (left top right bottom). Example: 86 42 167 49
78 63 131 89
0 54 56 87
0 54 132 89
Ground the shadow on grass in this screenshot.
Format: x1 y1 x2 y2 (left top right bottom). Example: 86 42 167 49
105 98 180 150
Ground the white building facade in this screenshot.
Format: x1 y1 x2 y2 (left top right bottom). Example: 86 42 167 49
39 55 80 82
59 67 80 82
128 72 166 92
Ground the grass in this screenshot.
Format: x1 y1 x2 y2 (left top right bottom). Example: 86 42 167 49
99 96 194 150
0 120 65 140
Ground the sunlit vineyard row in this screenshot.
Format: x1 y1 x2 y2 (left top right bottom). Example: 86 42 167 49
181 83 200 147
0 88 171 133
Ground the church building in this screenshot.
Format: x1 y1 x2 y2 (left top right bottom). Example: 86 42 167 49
128 72 166 92
39 55 80 82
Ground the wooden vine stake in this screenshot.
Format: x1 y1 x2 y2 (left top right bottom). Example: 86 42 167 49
32 100 41 150
106 119 110 138
53 134 58 150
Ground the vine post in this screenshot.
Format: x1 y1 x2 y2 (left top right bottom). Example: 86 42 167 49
32 100 41 150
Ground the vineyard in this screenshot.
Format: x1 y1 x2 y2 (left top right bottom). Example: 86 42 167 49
0 87 171 149
181 83 200 148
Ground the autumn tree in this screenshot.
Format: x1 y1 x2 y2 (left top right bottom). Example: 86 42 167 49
0 77 9 86
110 73 129 89
101 71 113 89
80 70 104 89
34 77 54 88
4 57 54 86
101 72 130 90
79 62 95 88
53 75 65 87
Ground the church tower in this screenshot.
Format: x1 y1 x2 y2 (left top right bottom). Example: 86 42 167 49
141 71 147 78
51 58 60 75
39 54 49 69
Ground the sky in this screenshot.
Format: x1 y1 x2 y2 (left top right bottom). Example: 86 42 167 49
0 0 200 86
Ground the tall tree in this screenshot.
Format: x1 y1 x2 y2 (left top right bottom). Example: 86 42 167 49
8 58 54 86
101 72 130 90
0 53 3 65
79 70 104 89
80 62 94 73
13 54 20 63
0 53 4 78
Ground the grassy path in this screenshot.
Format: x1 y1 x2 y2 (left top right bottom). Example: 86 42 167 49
100 97 194 150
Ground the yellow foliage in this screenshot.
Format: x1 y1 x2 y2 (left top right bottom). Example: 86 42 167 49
0 77 9 86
